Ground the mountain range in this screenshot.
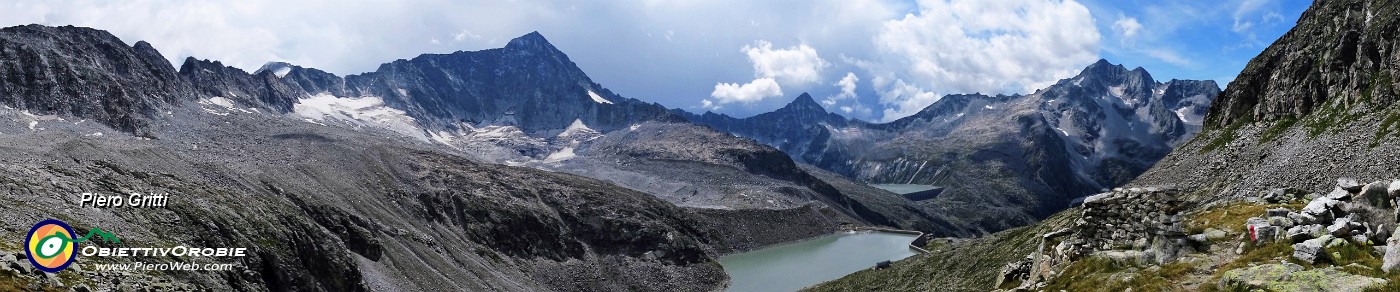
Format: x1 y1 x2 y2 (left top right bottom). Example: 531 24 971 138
0 18 1227 290
684 60 1219 233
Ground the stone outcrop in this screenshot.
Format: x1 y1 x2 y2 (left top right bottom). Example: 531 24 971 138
994 187 1189 290
1066 187 1190 264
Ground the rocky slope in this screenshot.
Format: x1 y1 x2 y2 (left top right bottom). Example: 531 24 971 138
686 60 1219 235
0 102 727 291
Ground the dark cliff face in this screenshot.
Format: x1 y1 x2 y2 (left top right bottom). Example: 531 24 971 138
0 25 195 134
1131 0 1400 201
177 58 306 112
1207 0 1399 128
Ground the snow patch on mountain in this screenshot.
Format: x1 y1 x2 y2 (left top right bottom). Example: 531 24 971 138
587 90 613 104
273 67 291 78
294 94 427 142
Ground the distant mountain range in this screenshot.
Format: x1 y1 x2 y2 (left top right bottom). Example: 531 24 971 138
0 22 1226 290
683 60 1219 232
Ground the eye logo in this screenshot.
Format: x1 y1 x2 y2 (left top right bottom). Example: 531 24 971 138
26 219 77 273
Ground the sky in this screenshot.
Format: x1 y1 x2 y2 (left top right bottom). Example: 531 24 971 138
2 0 1309 122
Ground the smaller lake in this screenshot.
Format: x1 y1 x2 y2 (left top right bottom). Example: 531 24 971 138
870 184 943 201
719 232 920 292
869 184 938 194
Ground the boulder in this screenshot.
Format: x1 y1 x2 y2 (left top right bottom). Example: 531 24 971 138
1389 180 1400 198
1373 224 1391 243
1326 187 1353 201
1289 212 1319 225
1266 208 1292 218
1204 228 1229 241
1301 198 1339 223
1339 177 1363 193
1268 217 1296 229
1286 225 1324 243
1254 226 1280 243
1188 234 1209 244
1361 181 1390 201
1246 218 1276 243
1328 218 1354 237
1386 227 1400 272
1352 234 1372 245
1293 236 1332 264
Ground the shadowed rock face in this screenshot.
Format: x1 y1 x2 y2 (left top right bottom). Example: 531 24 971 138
1206 0 1399 128
682 61 1219 235
0 25 195 135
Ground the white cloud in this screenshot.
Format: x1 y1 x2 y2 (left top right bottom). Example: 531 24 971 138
823 72 859 106
705 40 829 108
1143 48 1193 67
742 40 829 85
1113 15 1142 39
861 0 1101 121
878 79 940 122
1232 0 1268 33
708 77 783 107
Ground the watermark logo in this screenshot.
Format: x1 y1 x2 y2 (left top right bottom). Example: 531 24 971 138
24 219 120 273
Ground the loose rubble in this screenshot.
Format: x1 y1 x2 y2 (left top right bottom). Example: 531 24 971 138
995 178 1400 291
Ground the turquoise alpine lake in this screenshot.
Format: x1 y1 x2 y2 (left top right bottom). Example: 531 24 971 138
718 231 920 291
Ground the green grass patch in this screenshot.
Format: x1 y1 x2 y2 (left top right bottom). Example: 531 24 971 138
1303 98 1366 138
1185 201 1305 235
1371 110 1400 148
1330 242 1384 276
1200 119 1248 153
1042 256 1196 292
1258 116 1298 144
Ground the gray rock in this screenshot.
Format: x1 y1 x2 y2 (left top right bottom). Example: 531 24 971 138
1389 180 1400 198
1328 218 1354 237
1301 197 1339 223
1326 187 1353 201
1362 181 1390 200
1268 216 1296 229
1254 226 1279 243
1287 225 1323 243
1352 234 1372 245
1266 207 1291 217
1294 236 1331 264
1204 228 1229 240
1387 228 1400 272
1289 212 1319 225
1189 234 1210 244
1339 177 1364 193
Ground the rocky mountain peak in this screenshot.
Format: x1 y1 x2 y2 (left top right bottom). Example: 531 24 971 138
776 93 826 114
254 61 297 77
503 31 570 60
